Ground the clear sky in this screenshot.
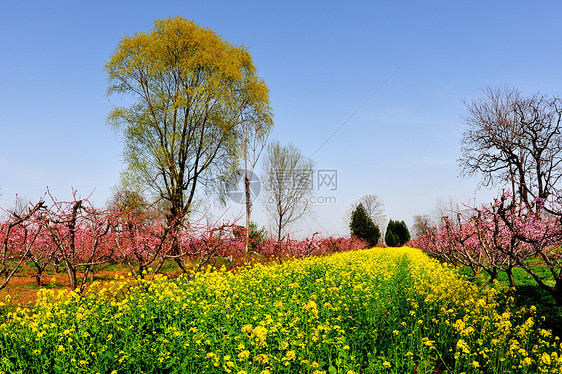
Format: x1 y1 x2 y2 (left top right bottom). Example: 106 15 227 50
1 1 562 236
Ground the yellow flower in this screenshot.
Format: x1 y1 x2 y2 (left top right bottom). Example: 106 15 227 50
303 300 319 317
421 337 435 347
383 361 391 368
456 339 470 354
541 352 551 366
252 325 268 346
238 350 250 360
255 354 269 364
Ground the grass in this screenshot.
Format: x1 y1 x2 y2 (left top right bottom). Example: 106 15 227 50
16 284 64 290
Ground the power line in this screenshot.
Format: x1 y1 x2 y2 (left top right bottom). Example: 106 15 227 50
311 56 412 156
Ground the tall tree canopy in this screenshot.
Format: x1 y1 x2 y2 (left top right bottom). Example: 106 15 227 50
106 17 272 224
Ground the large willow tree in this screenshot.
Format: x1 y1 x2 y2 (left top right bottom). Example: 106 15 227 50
106 17 272 225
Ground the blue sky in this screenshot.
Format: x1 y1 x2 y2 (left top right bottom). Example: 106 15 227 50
1 1 562 235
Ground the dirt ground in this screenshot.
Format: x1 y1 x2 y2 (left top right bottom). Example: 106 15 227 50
0 255 269 307
0 266 183 307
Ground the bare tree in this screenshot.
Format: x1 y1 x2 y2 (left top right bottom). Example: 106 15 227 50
262 141 315 243
412 214 433 238
358 195 385 228
13 196 28 216
431 197 460 226
239 104 273 253
459 85 562 212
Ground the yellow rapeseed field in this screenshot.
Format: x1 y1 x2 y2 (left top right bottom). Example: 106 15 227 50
0 247 560 373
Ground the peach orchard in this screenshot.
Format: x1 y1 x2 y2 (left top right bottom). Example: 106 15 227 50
0 192 367 293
